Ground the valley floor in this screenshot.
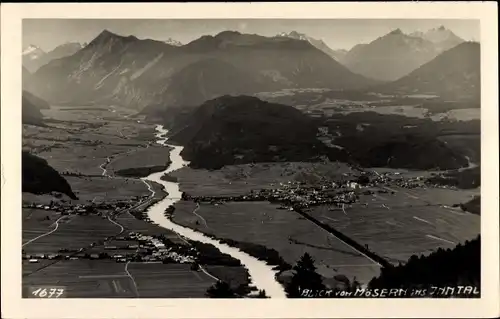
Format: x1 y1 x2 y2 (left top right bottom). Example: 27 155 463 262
22 104 480 297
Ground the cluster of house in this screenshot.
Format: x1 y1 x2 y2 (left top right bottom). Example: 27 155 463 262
369 172 425 189
23 231 196 265
183 180 361 209
256 182 359 208
22 198 144 216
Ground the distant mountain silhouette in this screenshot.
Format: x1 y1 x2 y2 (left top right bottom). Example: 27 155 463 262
378 42 480 100
26 30 377 109
276 31 348 62
23 42 82 72
22 151 78 199
341 27 464 81
169 95 348 169
22 45 46 72
22 90 49 126
409 25 464 52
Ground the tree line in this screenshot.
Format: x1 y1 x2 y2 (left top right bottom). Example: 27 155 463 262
205 235 480 298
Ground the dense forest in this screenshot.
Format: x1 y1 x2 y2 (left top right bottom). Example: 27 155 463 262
169 95 348 169
368 235 480 297
22 151 78 199
459 196 481 215
426 166 480 189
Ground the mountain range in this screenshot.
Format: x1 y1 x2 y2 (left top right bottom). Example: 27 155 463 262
339 27 465 81
23 26 477 111
378 42 480 100
24 30 377 109
23 42 83 72
409 25 464 52
276 31 348 62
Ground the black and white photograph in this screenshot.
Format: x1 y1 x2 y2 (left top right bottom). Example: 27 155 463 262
1 2 499 319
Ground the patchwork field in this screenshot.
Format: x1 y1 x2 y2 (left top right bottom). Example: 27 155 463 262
127 263 216 298
307 187 480 264
68 176 151 203
371 185 479 207
22 214 121 254
23 260 220 298
22 208 62 243
22 176 151 205
23 260 137 298
172 200 381 284
107 145 172 175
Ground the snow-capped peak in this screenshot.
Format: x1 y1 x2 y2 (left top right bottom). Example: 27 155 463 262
23 45 44 56
277 31 309 41
164 38 182 46
409 26 463 45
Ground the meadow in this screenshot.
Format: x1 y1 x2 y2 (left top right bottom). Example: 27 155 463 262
127 263 216 298
107 145 172 177
23 259 137 298
169 161 355 197
307 186 480 264
172 200 381 284
22 214 121 254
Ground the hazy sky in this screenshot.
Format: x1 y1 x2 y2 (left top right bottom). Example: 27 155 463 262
23 19 480 52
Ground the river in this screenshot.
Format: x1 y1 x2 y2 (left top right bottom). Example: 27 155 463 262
141 124 287 298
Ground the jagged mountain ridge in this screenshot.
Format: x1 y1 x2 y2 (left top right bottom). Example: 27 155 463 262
377 42 480 100
341 27 465 81
23 42 82 72
409 25 464 51
26 29 378 109
276 31 348 62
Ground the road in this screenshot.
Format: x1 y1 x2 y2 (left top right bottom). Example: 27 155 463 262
22 216 66 247
125 261 140 297
191 203 210 229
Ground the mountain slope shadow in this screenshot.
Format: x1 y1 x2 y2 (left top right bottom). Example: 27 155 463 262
22 151 78 200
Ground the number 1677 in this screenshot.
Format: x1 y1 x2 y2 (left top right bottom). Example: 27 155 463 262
32 287 65 298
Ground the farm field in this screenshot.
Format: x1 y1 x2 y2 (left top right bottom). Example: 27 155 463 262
170 161 356 197
172 200 381 284
23 260 137 298
64 176 151 204
107 144 172 175
371 185 479 207
22 214 121 254
22 208 62 242
127 263 216 298
22 176 152 205
307 188 480 264
23 260 220 298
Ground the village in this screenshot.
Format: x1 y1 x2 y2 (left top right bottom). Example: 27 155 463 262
181 170 427 209
22 194 150 216
22 231 197 265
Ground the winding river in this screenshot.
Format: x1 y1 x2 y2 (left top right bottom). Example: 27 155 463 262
141 125 287 298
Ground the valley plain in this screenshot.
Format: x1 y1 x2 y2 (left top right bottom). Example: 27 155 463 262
21 20 481 298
